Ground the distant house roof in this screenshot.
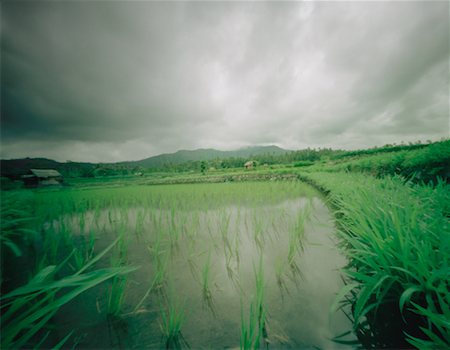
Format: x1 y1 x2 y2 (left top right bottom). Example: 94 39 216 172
29 169 62 178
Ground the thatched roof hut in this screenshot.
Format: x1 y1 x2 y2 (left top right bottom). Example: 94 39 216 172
244 160 256 169
22 169 63 187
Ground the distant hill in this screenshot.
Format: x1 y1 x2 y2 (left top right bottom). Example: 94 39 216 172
1 145 290 178
122 145 290 168
0 158 95 179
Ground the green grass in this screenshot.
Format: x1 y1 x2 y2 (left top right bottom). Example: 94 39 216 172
107 226 131 316
159 288 187 349
0 237 137 349
308 139 450 183
134 240 169 312
199 250 217 316
301 171 450 348
240 256 268 349
7 160 447 349
0 193 37 280
286 202 310 279
274 258 289 297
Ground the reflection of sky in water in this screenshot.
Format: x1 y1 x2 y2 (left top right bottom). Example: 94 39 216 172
57 195 350 349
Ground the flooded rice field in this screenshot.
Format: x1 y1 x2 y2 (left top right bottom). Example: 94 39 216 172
45 182 350 349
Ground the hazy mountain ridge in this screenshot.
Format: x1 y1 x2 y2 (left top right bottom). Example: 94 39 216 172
122 145 289 168
1 145 290 178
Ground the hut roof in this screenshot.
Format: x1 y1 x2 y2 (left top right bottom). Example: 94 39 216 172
30 169 62 178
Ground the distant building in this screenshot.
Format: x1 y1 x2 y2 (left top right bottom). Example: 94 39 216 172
244 160 256 169
22 169 63 188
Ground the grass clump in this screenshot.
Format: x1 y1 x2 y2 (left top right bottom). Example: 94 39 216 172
303 172 450 349
240 256 268 349
107 226 131 316
201 250 216 315
0 237 137 349
159 289 187 349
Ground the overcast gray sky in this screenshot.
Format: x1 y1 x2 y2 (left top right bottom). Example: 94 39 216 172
1 1 449 162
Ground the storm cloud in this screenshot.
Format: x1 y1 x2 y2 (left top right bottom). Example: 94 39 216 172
1 1 448 162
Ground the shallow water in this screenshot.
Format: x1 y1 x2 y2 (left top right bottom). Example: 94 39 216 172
51 185 350 349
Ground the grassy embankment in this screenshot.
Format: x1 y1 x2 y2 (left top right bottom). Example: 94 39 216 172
294 141 449 348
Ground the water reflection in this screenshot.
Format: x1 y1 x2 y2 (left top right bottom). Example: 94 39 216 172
54 195 350 349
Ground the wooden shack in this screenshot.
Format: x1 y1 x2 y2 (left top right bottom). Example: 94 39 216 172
22 169 63 188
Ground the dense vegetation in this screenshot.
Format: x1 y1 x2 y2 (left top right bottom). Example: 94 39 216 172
297 172 449 348
0 193 137 349
2 140 447 181
2 181 326 348
1 139 449 349
313 140 450 183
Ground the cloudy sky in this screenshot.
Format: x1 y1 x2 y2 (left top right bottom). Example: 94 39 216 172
1 1 449 162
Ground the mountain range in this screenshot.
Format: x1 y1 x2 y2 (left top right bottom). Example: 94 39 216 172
120 145 289 168
1 145 290 178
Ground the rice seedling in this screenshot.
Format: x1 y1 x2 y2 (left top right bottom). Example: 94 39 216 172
302 172 450 348
57 216 72 248
240 299 261 350
240 255 269 350
107 259 129 316
106 222 131 316
134 241 169 312
134 208 146 239
254 255 269 348
240 256 268 350
93 202 101 229
40 223 61 267
0 237 137 349
285 204 311 281
0 197 34 255
159 289 188 349
200 250 216 315
252 212 265 251
184 239 199 282
188 210 201 240
274 258 289 298
108 209 114 225
166 211 182 254
219 211 233 258
2 179 330 348
78 211 86 235
107 274 129 317
117 207 130 230
233 231 241 269
286 234 301 282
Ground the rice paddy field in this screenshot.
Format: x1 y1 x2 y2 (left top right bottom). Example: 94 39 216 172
1 167 449 349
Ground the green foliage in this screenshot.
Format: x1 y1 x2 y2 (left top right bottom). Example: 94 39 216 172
330 141 429 160
4 152 448 350
293 160 314 167
0 177 21 190
1 140 446 181
301 172 450 348
200 161 207 175
315 140 450 183
159 288 187 349
201 250 214 312
240 256 267 349
107 226 131 316
0 194 36 260
0 237 137 349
